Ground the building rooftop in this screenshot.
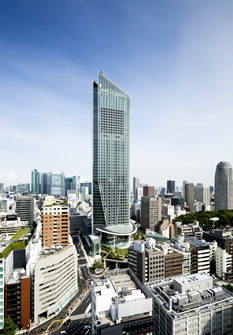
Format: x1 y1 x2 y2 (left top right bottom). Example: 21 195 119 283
146 272 233 319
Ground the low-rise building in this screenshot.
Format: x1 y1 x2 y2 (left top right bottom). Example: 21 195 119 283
92 268 153 334
33 245 77 324
146 272 233 335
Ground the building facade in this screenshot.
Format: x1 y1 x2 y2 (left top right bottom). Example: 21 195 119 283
184 182 194 212
31 169 40 194
141 196 161 231
146 273 233 335
167 180 175 194
41 197 69 247
16 196 34 225
34 245 77 324
92 72 135 248
215 161 233 210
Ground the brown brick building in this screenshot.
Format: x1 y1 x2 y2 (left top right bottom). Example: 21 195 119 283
41 197 69 247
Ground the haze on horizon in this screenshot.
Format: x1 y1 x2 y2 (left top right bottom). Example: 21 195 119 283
1 0 233 188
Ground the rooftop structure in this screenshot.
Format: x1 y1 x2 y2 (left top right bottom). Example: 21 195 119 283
146 272 233 335
92 268 153 334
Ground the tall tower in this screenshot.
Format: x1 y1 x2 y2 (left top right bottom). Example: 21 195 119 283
133 177 140 201
184 182 194 213
31 169 40 194
215 161 233 210
167 180 175 194
92 72 136 248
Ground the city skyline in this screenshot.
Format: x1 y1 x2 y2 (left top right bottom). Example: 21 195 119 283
1 1 233 187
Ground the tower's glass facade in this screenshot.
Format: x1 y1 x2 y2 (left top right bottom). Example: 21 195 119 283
92 73 135 246
31 169 40 194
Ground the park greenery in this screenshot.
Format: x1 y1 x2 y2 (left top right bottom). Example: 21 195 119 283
173 210 233 230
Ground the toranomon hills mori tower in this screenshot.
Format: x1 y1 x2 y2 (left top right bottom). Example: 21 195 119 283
92 72 136 248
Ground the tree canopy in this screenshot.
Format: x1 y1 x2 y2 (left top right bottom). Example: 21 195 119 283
173 210 233 231
2 316 15 335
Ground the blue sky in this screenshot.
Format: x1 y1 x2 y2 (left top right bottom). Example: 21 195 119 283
1 0 233 188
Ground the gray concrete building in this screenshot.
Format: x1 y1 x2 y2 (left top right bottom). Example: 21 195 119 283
215 161 233 210
141 196 161 231
146 272 233 335
16 196 34 225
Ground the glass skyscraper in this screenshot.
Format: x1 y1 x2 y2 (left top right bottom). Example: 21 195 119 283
31 169 40 194
92 72 136 248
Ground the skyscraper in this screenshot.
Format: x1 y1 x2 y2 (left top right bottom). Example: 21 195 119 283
215 161 233 210
50 172 65 197
141 196 161 231
167 180 175 194
133 177 140 201
40 172 52 195
92 72 136 248
184 182 194 213
31 169 40 194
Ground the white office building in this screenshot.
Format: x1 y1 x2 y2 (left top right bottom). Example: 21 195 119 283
146 272 233 335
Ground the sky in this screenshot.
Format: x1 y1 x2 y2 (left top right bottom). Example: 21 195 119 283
1 0 233 188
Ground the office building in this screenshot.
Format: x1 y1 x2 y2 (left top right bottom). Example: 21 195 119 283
81 182 92 195
0 184 4 194
128 239 184 284
185 237 210 274
17 184 30 195
5 269 30 330
146 272 233 335
51 172 65 197
167 180 175 194
215 161 233 210
72 176 80 194
184 182 194 212
92 72 135 248
215 247 232 280
133 177 140 201
174 221 203 240
65 177 73 197
41 196 69 247
31 169 40 194
34 245 77 324
40 172 51 195
91 268 153 334
194 183 210 205
141 196 161 231
16 196 34 225
143 186 155 197
136 186 143 201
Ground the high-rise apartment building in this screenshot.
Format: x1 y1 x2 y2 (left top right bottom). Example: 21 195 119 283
215 161 233 210
31 169 40 194
184 182 194 212
16 196 34 225
92 72 135 248
167 180 175 193
143 186 155 197
133 177 140 201
141 196 161 231
41 196 69 247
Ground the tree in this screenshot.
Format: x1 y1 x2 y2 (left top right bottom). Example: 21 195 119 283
2 316 15 335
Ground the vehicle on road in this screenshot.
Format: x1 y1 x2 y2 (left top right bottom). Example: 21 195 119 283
64 319 71 326
60 331 67 335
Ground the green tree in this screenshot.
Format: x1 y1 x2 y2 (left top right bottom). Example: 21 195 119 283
3 316 15 335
